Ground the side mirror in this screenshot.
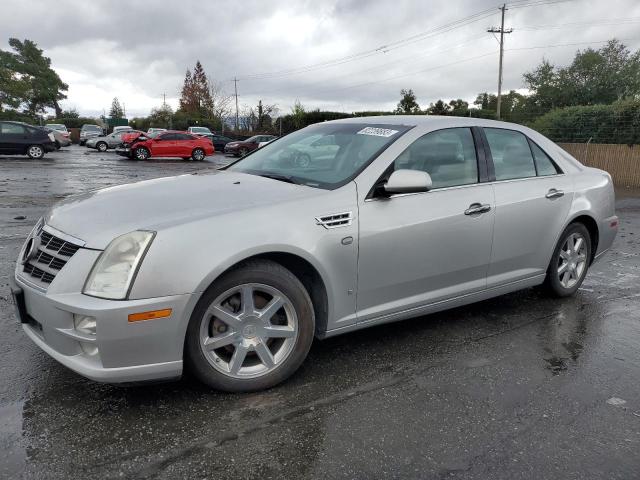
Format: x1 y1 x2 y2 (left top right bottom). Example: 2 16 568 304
384 169 432 194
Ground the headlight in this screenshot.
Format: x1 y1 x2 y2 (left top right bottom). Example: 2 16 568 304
83 231 155 300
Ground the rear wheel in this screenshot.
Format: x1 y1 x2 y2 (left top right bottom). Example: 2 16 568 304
191 148 205 161
133 147 150 160
27 145 45 159
97 142 108 152
185 260 315 392
544 223 591 297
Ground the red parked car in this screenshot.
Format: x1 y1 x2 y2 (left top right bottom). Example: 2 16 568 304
116 130 214 161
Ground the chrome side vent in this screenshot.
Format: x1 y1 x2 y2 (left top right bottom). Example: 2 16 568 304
315 211 353 229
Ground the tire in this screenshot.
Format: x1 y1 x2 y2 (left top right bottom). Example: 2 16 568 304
544 223 592 297
191 148 205 161
239 148 248 157
55 141 61 150
133 147 150 161
96 142 108 152
80 140 85 146
26 145 45 159
185 259 315 392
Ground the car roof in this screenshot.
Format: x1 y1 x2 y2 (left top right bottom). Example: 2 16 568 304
326 115 531 129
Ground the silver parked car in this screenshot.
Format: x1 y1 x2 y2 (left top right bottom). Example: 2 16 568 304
85 130 134 152
11 117 618 392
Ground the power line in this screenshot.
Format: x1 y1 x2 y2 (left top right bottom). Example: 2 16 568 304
234 0 573 82
235 8 498 81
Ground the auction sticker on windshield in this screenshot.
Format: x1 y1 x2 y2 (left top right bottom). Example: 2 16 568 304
356 127 399 137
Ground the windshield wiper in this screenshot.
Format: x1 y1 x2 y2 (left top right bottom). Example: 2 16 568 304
257 173 301 185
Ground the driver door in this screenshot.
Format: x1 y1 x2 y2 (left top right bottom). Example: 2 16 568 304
356 127 495 323
151 133 175 156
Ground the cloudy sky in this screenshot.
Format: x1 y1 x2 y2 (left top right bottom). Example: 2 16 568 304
2 0 639 117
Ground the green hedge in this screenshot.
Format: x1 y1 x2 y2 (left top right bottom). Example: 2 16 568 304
530 100 640 145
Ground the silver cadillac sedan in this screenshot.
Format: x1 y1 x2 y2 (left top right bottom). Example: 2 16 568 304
11 116 618 392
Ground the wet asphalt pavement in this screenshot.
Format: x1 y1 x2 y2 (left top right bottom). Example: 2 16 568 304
1 145 639 480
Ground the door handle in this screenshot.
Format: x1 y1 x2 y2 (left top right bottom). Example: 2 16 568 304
464 203 491 215
545 189 564 199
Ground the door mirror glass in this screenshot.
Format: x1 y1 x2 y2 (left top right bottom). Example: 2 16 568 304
384 169 432 194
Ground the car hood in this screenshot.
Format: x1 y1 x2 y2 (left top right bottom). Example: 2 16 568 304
45 171 322 249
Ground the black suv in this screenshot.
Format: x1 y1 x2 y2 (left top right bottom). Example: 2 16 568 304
0 121 56 159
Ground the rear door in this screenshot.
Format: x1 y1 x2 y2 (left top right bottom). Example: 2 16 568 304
482 127 573 286
175 133 197 156
0 122 26 154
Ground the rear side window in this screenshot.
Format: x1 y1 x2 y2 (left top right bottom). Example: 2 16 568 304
176 133 195 140
484 128 536 181
530 141 561 176
393 127 478 189
1 123 25 134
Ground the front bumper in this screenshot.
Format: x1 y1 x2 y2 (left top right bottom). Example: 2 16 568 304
224 144 240 154
11 273 193 383
115 147 131 157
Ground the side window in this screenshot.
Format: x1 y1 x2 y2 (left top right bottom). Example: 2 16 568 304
484 128 536 181
393 128 478 189
530 141 561 176
157 133 173 141
1 123 25 134
177 133 195 141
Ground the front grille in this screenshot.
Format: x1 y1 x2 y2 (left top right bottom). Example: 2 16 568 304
22 225 82 285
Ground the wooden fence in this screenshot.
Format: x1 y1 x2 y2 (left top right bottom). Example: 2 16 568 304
558 143 640 188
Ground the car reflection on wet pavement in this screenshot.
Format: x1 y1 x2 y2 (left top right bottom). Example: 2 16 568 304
1 146 639 479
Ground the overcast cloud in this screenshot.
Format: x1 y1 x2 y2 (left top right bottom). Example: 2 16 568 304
2 0 639 117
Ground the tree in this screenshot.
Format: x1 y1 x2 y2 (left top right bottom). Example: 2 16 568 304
59 108 79 119
448 99 469 116
109 97 124 118
427 99 451 115
148 103 173 128
291 99 306 129
0 38 68 116
255 100 278 131
524 40 640 110
208 79 232 121
395 89 420 114
179 61 217 118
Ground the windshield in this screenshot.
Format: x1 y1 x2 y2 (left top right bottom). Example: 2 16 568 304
46 124 66 131
228 123 411 189
83 125 102 132
191 127 210 133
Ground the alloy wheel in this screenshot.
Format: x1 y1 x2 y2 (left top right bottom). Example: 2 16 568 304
135 148 149 160
28 146 43 159
557 232 587 288
198 283 298 379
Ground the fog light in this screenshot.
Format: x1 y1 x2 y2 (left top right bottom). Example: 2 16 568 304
73 314 97 335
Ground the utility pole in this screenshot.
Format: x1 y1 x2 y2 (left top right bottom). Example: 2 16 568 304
488 4 512 120
233 77 239 131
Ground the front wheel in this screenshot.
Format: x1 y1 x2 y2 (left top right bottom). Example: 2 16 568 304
133 147 150 160
239 148 248 157
97 142 108 152
544 223 591 297
185 260 315 392
27 145 45 159
191 148 205 161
